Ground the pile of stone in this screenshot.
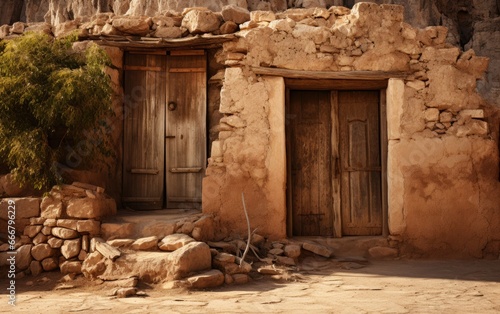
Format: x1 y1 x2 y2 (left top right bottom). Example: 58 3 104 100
79 218 338 290
0 182 116 277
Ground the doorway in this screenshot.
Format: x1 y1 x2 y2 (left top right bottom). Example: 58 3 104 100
122 51 206 210
287 89 385 236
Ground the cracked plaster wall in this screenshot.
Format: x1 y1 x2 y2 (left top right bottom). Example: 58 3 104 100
204 2 500 257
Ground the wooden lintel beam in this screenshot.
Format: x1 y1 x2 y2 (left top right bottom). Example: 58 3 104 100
252 66 409 80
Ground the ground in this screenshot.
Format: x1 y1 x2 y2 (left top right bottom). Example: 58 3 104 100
2 259 499 313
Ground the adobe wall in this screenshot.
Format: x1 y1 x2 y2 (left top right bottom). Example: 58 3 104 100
204 3 500 257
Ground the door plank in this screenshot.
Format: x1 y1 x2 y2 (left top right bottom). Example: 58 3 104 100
339 91 382 235
122 53 166 209
290 90 333 236
165 54 206 209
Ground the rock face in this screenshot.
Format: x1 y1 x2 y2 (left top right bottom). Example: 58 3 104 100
181 9 220 34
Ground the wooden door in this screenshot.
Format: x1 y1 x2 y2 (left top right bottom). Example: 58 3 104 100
122 53 166 209
122 51 206 210
165 52 206 208
289 91 334 236
339 91 382 235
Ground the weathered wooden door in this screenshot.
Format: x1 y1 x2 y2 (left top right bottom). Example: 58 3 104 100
338 91 382 235
289 91 334 236
165 52 206 208
287 89 382 236
122 51 206 209
123 53 166 209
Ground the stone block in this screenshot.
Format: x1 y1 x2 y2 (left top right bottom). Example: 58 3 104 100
284 244 301 258
56 219 78 230
61 238 81 259
250 10 275 23
153 26 183 38
66 198 116 219
130 236 159 251
40 196 63 219
48 237 63 249
60 261 82 274
302 242 332 258
220 21 238 34
424 108 440 122
167 242 212 280
112 17 150 36
158 234 196 251
186 269 224 289
76 220 100 235
182 9 220 34
52 227 79 239
30 260 43 276
32 233 48 245
0 198 40 220
24 225 42 238
16 244 33 270
221 5 250 24
31 244 55 261
41 257 59 271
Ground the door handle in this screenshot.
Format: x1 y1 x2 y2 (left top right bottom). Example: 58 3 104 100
166 135 175 139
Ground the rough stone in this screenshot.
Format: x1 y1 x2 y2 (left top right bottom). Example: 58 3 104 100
167 242 212 279
232 273 249 284
66 198 116 219
61 238 81 259
32 233 48 245
269 248 284 255
76 220 100 235
30 260 43 276
52 227 79 239
30 217 46 225
284 244 301 258
48 237 64 249
112 16 150 36
31 244 54 261
115 287 137 298
16 244 33 270
57 219 78 230
424 108 440 122
221 5 250 24
60 261 83 274
250 10 275 22
158 233 195 251
24 225 42 238
96 242 121 260
131 236 159 251
220 21 238 34
154 26 183 38
407 80 426 91
302 242 332 258
181 9 220 34
107 239 135 248
192 215 215 242
277 255 296 266
186 269 225 289
44 219 57 227
40 196 63 219
41 226 52 236
368 246 398 259
81 251 106 279
41 257 59 271
214 252 236 263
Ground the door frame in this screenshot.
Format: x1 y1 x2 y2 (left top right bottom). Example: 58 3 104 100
285 79 388 237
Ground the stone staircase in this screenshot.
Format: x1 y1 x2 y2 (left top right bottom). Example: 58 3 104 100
82 209 398 293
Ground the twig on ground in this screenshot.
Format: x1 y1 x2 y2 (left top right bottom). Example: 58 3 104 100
240 192 251 267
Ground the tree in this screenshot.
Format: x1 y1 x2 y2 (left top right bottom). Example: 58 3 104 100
0 32 113 190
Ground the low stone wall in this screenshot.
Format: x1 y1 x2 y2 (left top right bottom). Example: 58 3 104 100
0 183 116 277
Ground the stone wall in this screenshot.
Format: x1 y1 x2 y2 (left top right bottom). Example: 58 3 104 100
0 183 116 277
203 3 500 257
1 0 499 106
